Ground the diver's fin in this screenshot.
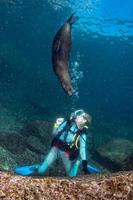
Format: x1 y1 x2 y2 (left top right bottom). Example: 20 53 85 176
15 165 38 176
87 164 101 174
67 13 79 24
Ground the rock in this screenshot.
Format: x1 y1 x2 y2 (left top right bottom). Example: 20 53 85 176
19 120 54 162
0 121 57 173
26 135 47 154
0 131 43 171
0 131 26 154
0 171 132 200
123 153 133 170
0 144 42 172
93 138 133 172
0 146 17 171
20 120 53 145
14 148 42 166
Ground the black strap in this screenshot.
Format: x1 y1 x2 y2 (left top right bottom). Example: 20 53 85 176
55 119 88 144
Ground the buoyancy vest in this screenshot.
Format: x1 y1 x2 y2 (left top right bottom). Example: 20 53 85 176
51 120 87 160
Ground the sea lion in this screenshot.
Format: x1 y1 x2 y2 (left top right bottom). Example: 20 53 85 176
52 13 78 96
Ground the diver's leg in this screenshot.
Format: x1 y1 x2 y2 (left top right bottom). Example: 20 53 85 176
59 151 72 176
38 147 58 174
68 158 81 177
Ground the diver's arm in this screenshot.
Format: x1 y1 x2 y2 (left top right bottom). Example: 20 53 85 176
52 118 66 135
80 133 91 174
79 133 87 160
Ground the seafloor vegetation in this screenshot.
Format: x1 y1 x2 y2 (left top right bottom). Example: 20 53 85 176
0 171 133 200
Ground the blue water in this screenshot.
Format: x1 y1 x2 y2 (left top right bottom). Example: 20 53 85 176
0 0 133 144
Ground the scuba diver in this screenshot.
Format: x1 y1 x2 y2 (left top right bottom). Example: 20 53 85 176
16 109 100 177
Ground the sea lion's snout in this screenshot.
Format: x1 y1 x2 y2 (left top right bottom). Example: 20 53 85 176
62 81 73 96
67 88 73 96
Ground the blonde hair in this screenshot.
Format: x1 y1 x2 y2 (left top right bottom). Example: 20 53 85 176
82 113 92 124
71 109 92 125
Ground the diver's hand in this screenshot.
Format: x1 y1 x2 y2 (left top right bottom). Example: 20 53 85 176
52 118 65 135
54 118 64 127
82 160 90 174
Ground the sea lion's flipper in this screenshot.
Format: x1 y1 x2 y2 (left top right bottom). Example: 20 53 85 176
67 13 79 25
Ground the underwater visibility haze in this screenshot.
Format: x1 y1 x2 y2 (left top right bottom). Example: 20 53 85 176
0 0 133 174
